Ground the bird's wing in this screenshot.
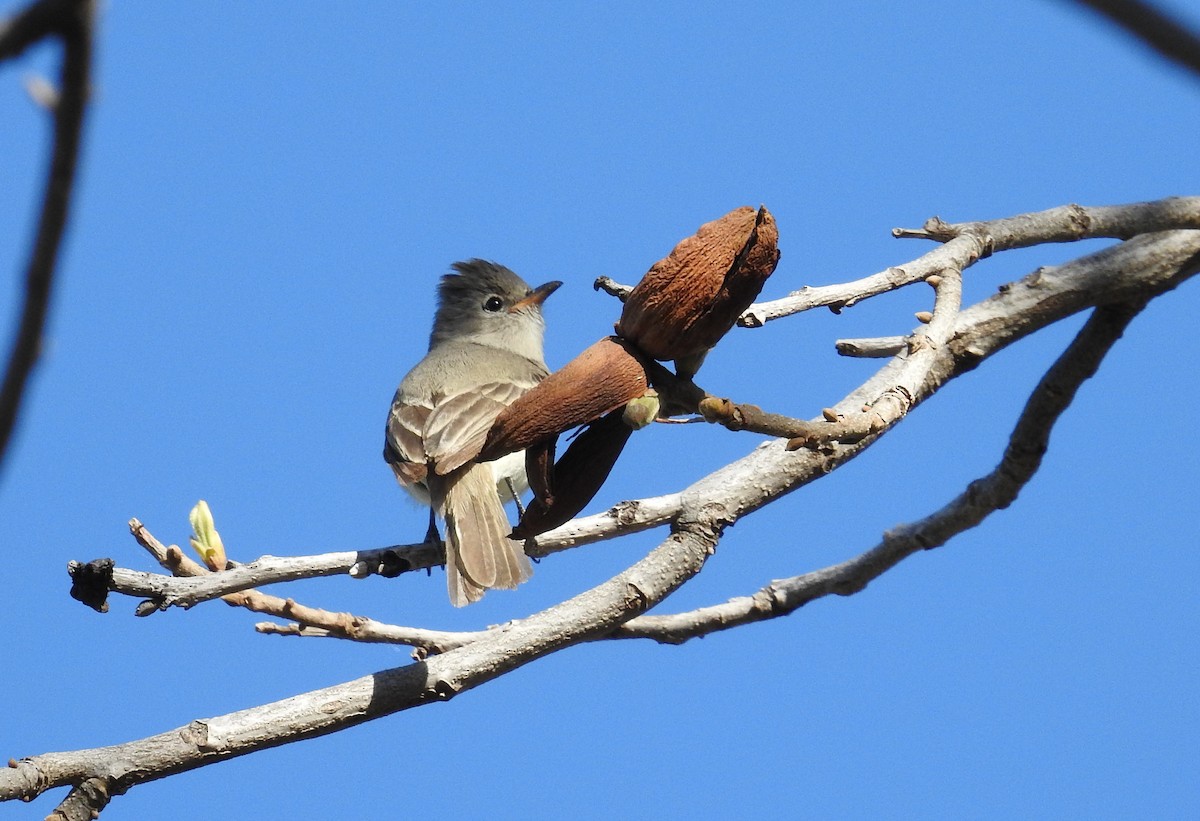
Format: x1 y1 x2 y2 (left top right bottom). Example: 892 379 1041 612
422 379 532 476
384 396 432 487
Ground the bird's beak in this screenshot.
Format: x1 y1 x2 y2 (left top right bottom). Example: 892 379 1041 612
509 280 563 312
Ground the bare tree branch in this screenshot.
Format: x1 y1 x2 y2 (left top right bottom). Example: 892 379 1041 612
0 0 93 476
595 199 1200 327
255 619 491 657
612 298 1149 643
1070 0 1200 81
15 205 1199 810
0 0 1192 811
889 197 1200 244
45 776 109 821
742 197 1200 326
246 223 1200 654
834 335 907 358
84 493 686 616
2 520 723 804
72 203 1200 622
100 554 357 609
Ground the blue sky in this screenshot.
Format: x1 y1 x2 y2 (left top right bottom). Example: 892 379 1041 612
2 2 1198 818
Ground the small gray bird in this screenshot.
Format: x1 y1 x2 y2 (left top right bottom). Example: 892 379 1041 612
384 260 561 606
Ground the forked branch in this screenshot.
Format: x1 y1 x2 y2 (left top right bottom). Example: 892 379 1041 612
13 207 1200 813
613 299 1149 643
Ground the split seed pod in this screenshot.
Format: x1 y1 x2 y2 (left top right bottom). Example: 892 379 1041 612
478 336 649 463
477 336 651 541
511 409 634 540
615 205 780 377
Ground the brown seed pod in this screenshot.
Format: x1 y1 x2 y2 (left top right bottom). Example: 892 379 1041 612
478 336 649 463
615 205 780 367
523 437 556 508
511 409 634 540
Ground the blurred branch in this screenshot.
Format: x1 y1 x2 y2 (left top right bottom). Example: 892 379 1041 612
1070 0 1200 80
0 0 75 58
612 299 1149 643
0 0 94 477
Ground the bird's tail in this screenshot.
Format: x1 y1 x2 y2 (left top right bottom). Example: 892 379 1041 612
438 462 533 607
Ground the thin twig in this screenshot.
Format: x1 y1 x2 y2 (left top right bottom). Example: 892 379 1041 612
593 275 633 301
80 210 1200 619
109 558 355 608
126 520 431 638
256 620 492 658
697 270 966 448
613 299 1150 643
745 197 1200 326
13 226 1193 809
834 336 907 358
891 198 1200 246
251 230 1200 653
3 521 723 806
99 492 686 615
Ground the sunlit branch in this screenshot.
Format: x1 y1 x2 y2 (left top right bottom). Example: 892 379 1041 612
612 299 1151 643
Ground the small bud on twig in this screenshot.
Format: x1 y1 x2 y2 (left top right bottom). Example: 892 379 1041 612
188 500 228 571
622 391 660 429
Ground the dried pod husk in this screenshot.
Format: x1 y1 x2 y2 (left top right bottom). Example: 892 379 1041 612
615 205 780 365
479 336 648 463
511 409 633 540
523 437 556 506
67 558 114 614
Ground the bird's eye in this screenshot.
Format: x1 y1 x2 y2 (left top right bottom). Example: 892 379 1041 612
483 296 504 312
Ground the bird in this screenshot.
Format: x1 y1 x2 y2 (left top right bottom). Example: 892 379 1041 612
384 260 561 606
